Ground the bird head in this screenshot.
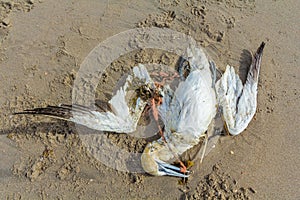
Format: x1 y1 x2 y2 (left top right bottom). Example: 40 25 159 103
141 140 189 178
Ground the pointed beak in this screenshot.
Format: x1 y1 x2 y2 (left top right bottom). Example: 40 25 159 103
156 160 190 178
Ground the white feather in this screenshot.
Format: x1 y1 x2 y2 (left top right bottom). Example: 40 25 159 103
71 64 152 133
157 46 217 156
216 65 258 135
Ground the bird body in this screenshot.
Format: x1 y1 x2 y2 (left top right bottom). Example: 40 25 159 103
15 42 265 178
162 64 217 156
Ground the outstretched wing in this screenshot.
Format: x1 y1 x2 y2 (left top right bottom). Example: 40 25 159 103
215 42 265 135
15 64 153 133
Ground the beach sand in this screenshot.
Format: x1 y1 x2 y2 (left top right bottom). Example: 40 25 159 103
0 0 299 199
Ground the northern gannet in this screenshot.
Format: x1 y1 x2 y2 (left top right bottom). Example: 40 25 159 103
14 42 265 178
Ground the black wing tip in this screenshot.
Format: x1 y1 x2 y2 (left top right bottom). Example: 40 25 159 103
13 112 25 115
13 109 41 115
257 42 265 55
13 111 33 115
13 105 73 119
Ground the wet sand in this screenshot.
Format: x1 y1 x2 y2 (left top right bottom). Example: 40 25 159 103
0 0 299 199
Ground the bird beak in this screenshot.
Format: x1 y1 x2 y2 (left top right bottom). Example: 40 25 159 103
156 160 190 178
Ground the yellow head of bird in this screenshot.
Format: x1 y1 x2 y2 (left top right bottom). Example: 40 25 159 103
141 140 189 178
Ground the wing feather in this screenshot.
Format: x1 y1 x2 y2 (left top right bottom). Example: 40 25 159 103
215 42 265 135
15 64 153 133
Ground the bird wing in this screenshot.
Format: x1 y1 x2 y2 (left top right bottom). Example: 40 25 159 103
15 64 153 133
166 70 217 138
215 42 265 135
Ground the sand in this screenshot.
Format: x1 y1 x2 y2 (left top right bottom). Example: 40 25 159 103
0 0 299 199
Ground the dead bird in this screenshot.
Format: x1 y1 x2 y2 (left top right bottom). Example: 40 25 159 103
14 42 265 178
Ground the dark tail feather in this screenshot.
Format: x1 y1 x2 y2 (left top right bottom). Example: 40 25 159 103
13 104 97 121
247 42 265 83
13 105 74 121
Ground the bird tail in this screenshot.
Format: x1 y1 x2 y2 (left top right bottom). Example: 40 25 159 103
247 42 265 83
13 104 94 121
